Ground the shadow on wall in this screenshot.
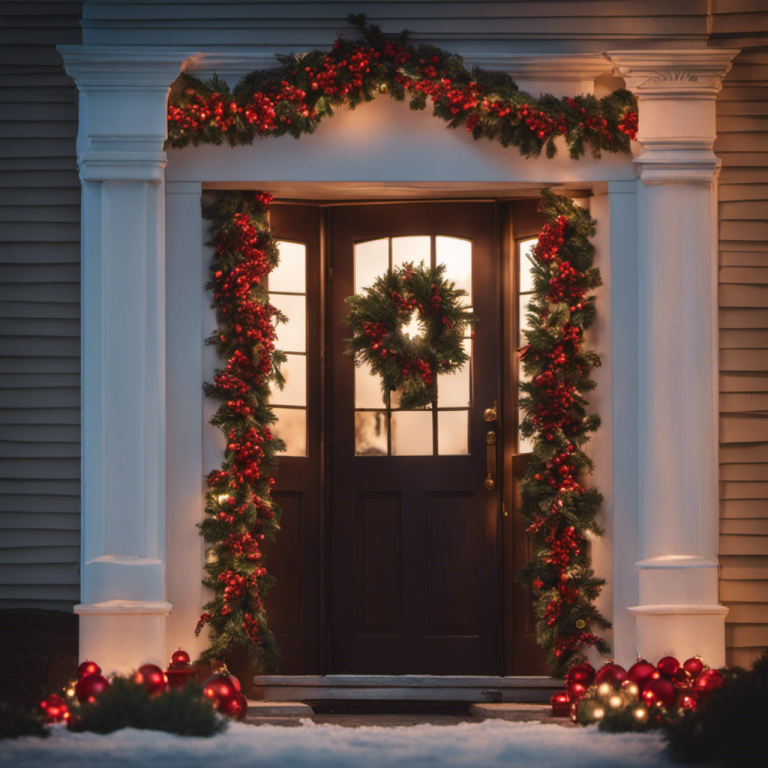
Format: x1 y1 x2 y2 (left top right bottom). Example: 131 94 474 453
0 609 78 706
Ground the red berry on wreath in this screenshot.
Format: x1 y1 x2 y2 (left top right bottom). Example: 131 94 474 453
135 663 168 696
76 659 101 680
75 673 111 704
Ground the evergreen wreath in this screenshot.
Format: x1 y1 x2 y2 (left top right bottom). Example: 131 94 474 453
197 191 286 668
517 190 610 677
168 15 638 160
344 262 475 410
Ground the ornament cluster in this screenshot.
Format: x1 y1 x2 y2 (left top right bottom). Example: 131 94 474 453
551 655 724 731
517 191 608 676
344 261 475 409
36 651 248 734
167 15 637 161
198 192 286 668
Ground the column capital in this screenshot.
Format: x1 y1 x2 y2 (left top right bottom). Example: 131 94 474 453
57 46 194 176
607 49 740 100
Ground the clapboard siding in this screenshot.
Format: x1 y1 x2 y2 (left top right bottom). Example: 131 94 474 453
0 0 82 611
81 0 710 52
716 34 768 666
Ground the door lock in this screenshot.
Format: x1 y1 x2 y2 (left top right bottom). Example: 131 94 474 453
485 429 496 491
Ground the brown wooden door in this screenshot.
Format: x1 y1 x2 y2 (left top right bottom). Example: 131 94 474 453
329 202 502 674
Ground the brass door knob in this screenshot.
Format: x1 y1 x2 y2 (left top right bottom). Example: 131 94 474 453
484 473 495 491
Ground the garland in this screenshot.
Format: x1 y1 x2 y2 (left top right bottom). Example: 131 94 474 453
517 190 610 677
196 191 285 668
168 15 637 161
343 262 475 409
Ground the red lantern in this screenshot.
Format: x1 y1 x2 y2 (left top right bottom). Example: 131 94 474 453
135 664 168 697
37 694 69 724
628 658 657 693
566 664 595 688
203 673 239 711
170 648 191 668
683 656 705 679
656 656 680 679
550 691 571 717
595 662 628 688
76 660 101 680
75 673 111 704
641 676 677 709
221 692 248 721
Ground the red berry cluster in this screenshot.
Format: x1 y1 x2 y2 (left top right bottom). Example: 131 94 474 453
565 98 614 144
412 357 434 386
241 613 261 645
224 531 264 561
618 110 639 141
195 612 212 637
547 260 583 305
518 103 568 141
533 215 569 263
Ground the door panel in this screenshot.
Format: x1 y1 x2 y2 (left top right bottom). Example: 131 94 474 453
329 202 501 674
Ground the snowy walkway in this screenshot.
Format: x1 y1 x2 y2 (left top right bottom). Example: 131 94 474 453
0 719 675 768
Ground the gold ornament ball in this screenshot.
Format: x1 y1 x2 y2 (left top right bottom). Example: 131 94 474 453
379 83 389 94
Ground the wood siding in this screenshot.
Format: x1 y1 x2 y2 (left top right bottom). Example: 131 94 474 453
714 0 768 666
81 0 710 53
0 0 82 611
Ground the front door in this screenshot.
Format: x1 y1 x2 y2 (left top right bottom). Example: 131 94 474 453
329 202 502 674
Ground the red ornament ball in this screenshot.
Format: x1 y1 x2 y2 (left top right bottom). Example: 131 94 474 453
628 659 657 693
694 668 723 691
673 666 692 687
566 664 596 688
676 688 698 711
170 648 191 669
656 656 680 679
595 662 628 688
203 673 239 711
76 660 101 680
641 676 677 709
565 679 588 702
75 673 111 704
683 656 705 679
135 664 168 697
550 691 571 717
37 694 69 724
228 673 242 693
222 692 248 721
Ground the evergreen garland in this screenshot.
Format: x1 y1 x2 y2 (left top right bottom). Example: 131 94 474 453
197 191 285 669
344 262 475 409
168 15 637 160
517 190 611 677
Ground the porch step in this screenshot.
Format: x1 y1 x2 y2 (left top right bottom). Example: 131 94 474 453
246 701 314 718
471 703 573 726
253 676 561 704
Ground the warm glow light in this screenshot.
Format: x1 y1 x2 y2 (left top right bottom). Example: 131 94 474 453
634 707 647 720
608 695 623 709
593 707 605 720
217 494 230 503
66 688 75 697
597 682 613 699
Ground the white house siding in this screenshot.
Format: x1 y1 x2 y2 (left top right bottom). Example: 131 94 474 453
0 0 82 611
712 2 768 669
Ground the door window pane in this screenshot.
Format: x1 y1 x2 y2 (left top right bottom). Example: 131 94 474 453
272 353 306 407
271 240 306 293
436 236 472 302
391 410 433 456
392 236 430 270
355 411 388 456
437 338 471 408
272 407 307 457
437 410 469 455
271 293 306 353
355 360 386 409
519 238 537 294
355 238 388 294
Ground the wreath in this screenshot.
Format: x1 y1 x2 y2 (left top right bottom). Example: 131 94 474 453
344 262 475 409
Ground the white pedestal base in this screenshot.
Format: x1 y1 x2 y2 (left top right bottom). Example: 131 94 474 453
76 600 172 675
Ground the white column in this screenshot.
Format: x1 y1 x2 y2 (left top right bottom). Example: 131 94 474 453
609 50 739 666
58 48 188 674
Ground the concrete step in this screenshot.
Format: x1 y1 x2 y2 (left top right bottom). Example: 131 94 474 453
246 700 314 718
471 703 574 726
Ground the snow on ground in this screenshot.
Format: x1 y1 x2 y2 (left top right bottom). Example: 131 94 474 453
0 719 674 768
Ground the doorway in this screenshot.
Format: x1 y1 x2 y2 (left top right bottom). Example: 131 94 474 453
255 198 548 678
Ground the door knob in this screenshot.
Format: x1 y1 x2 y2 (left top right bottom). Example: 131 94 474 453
484 401 498 422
